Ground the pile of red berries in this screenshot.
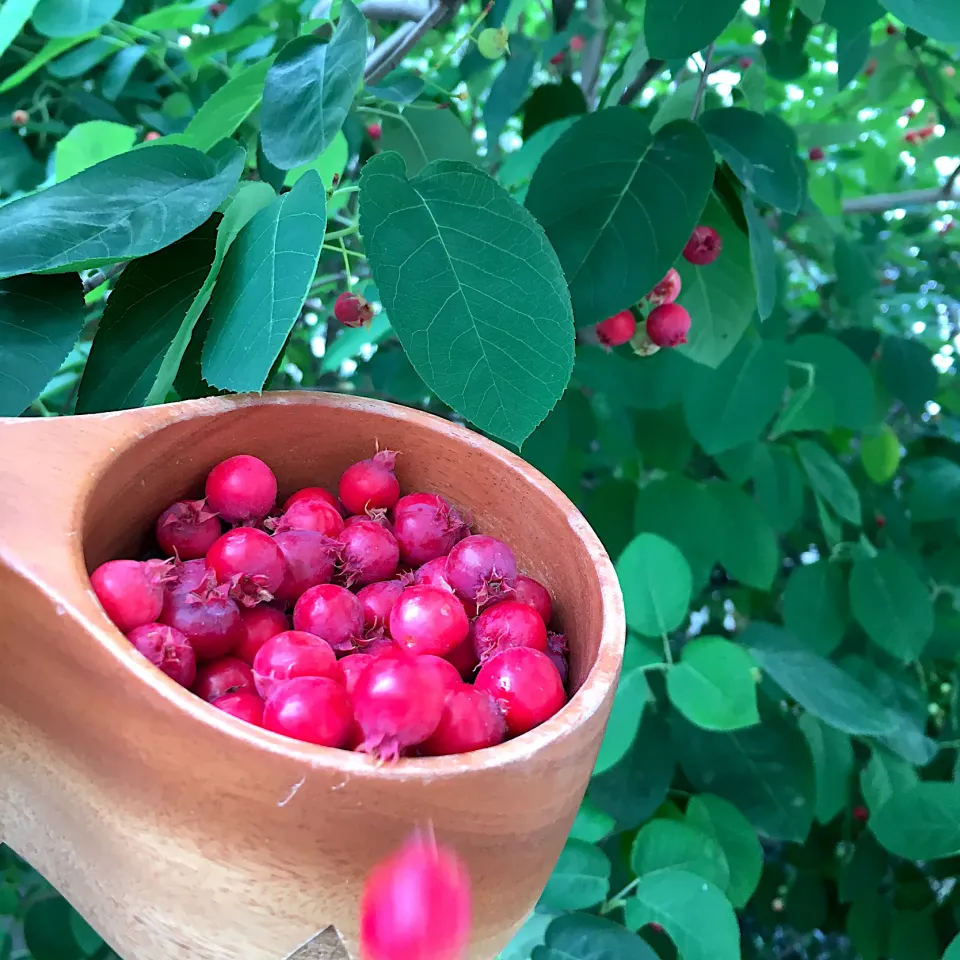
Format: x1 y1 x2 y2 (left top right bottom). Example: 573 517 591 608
89 451 569 759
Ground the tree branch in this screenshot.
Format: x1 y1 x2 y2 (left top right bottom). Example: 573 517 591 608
363 1 445 84
82 262 125 295
841 183 960 214
617 58 666 106
579 0 606 106
313 0 430 20
690 43 714 120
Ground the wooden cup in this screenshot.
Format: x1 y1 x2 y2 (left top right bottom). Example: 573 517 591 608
0 392 624 960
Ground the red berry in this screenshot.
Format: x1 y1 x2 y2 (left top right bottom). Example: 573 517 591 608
475 647 566 736
546 631 569 688
549 51 565 65
414 555 455 592
886 22 897 34
91 559 171 632
126 623 196 687
234 604 290 665
353 655 446 760
875 513 887 528
345 510 394 533
253 630 340 699
156 500 221 559
918 124 936 139
512 574 552 624
570 34 585 52
209 2 227 15
334 291 375 328
360 833 472 960
263 676 354 747
853 805 869 822
11 109 28 126
865 58 877 76
340 653 376 694
594 310 636 347
205 455 277 523
392 493 469 566
444 535 517 606
646 303 691 347
738 57 752 69
160 582 243 661
645 268 682 307
682 225 722 265
418 654 463 693
357 580 405 631
293 584 364 652
389 586 470 657
275 498 345 537
206 528 287 605
144 131 161 141
168 557 210 596
283 487 342 515
337 519 400 586
367 123 382 141
473 600 548 663
808 146 825 161
340 450 401 516
422 685 506 756
444 632 480 679
363 634 403 658
193 656 255 702
273 530 337 605
212 690 264 725
904 130 919 144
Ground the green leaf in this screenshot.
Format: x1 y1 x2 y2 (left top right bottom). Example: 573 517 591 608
742 195 778 320
616 533 692 637
878 337 937 416
0 0 41 60
359 153 574 446
870 782 960 860
744 622 895 735
378 104 479 176
624 870 740 960
101 43 147 100
849 551 934 662
630 819 731 890
133 3 207 30
285 131 348 190
593 646 650 774
484 34 538 148
644 0 742 59
261 0 366 169
499 117 579 192
753 444 805 532
861 745 917 812
68 910 103 955
0 32 97 92
685 795 763 909
46 35 121 77
822 0 884 33
201 172 326 392
321 311 392 375
906 457 960 521
23 898 83 960
539 840 611 911
675 195 757 368
943 933 960 960
366 70 425 105
795 0 825 18
31 0 122 37
0 143 243 280
795 438 862 525
525 111 714 328
799 716 854 822
54 120 136 182
700 108 802 213
534 915 658 960
837 26 871 90
667 636 759 731
569 797 617 844
683 338 787 455
712 482 779 590
0 274 84 416
879 0 960 42
782 561 848 656
212 0 269 33
861 424 901 484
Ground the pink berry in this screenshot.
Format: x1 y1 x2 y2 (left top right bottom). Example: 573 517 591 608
360 834 472 960
444 535 517 606
595 310 636 347
570 34 585 52
414 556 455 592
90 559 171 632
253 630 340 699
357 580 405 631
126 623 196 687
273 530 337 605
444 631 480 679
234 605 290 665
512 574 552 624
274 498 344 537
682 225 722 265
389 586 470 657
211 690 264 726
422 686 506 756
283 487 343 515
345 510 394 533
263 676 354 747
367 123 382 141
392 493 469 566
293 584 364 652
334 291 374 328
155 499 221 559
418 654 463 693
474 647 566 736
339 450 401 516
168 557 210 596
205 454 277 523
193 656 255 702
206 528 287 605
159 583 243 661
353 655 446 760
339 653 376 695
644 267 682 307
646 303 691 347
546 631 569 688
337 519 400 586
808 146 825 161
473 600 548 663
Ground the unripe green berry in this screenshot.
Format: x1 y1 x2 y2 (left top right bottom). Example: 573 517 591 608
477 26 509 60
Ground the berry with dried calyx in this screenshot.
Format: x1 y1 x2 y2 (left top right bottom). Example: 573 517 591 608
293 583 364 652
340 449 401 516
273 497 344 537
156 499 221 560
595 310 636 347
126 623 196 687
444 535 517 607
334 291 375 328
273 530 338 605
337 519 400 586
473 600 548 663
91 559 172 632
392 493 468 566
159 580 243 662
206 528 286 605
646 303 691 348
357 580 405 632
682 225 722 265
808 146 825 161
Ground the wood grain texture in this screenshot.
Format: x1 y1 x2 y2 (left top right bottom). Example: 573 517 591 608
0 392 625 960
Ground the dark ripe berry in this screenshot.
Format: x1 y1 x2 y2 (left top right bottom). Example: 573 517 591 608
283 486 343 515
594 310 636 347
334 291 375 328
209 2 227 15
360 833 472 960
475 647 566 736
357 580 405 631
273 530 337 605
206 528 287 605
339 450 401 516
444 535 517 606
126 623 196 687
156 499 221 559
353 655 446 760
234 604 290 665
421 686 506 756
293 583 364 652
808 146 825 162
853 805 870 823
645 267 682 308
414 556 455 592
159 585 243 661
865 57 877 76
337 520 400 586
682 225 722 266
549 50 565 65
546 631 569 688
875 513 887 528
389 586 469 657
168 558 210 596
205 455 277 523
362 634 402 658
345 510 393 533
91 559 171 632
253 630 340 699
340 653 376 695
418 654 464 694
512 574 552 624
473 600 548 663
392 493 469 567
193 656 255 702
738 57 752 69
263 676 354 747
212 690 264 726
444 631 480 679
274 498 344 537
885 22 897 34
646 303 691 347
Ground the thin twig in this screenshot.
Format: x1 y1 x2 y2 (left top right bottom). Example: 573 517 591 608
82 262 126 295
841 183 960 214
579 0 606 105
690 43 714 120
617 58 666 106
363 1 446 84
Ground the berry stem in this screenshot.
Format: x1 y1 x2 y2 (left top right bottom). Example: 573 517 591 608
661 632 674 665
690 43 715 120
599 876 641 914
